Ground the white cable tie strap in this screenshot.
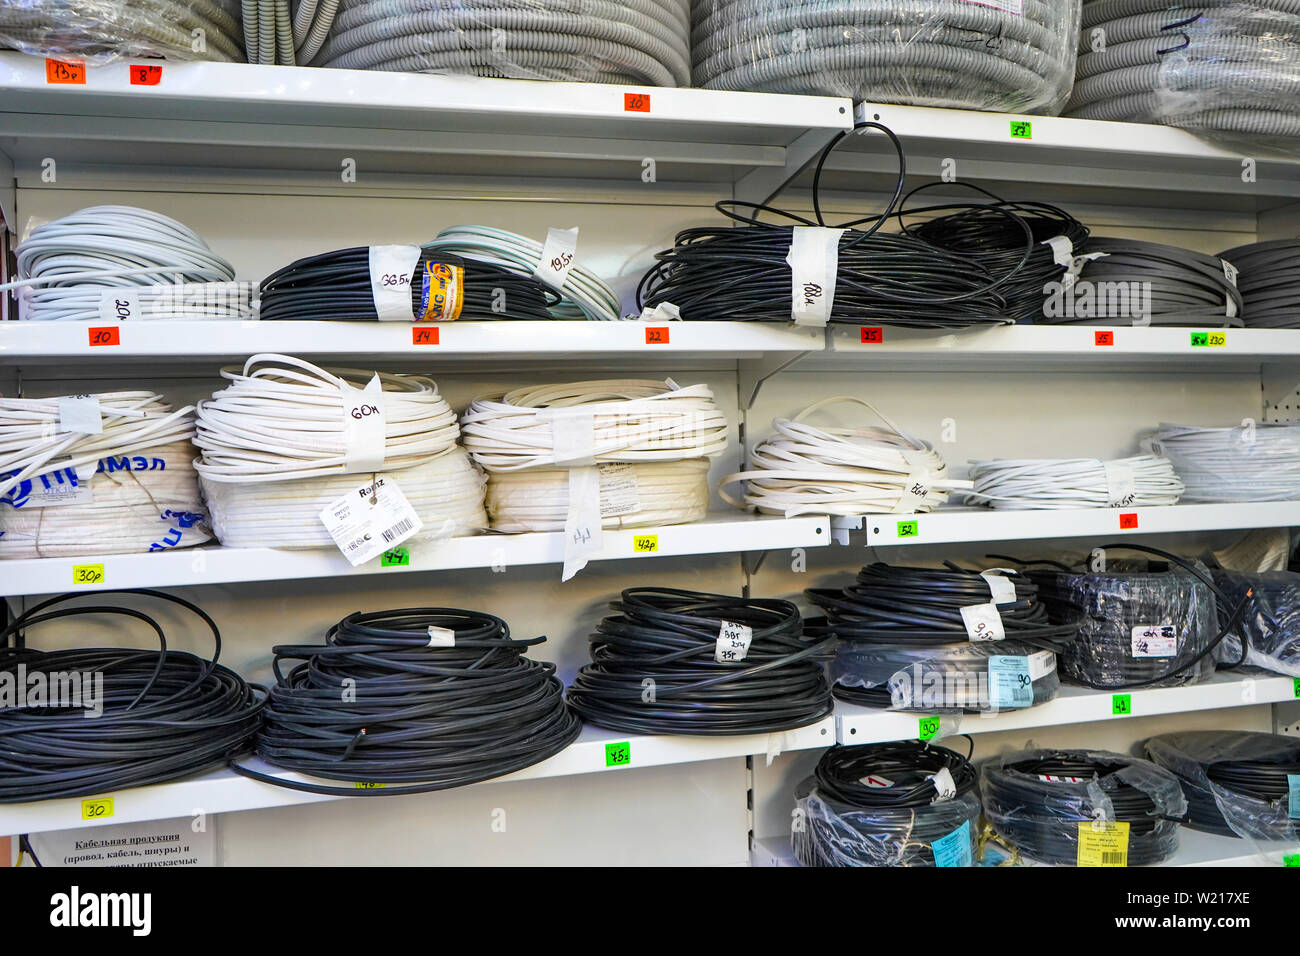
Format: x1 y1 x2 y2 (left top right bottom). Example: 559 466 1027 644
57 395 102 435
98 288 141 322
427 626 457 648
1101 458 1137 507
597 462 641 517
979 569 1018 605
960 602 1005 641
1041 236 1106 290
534 226 579 291
638 301 681 322
715 620 754 663
786 226 845 327
340 373 387 474
368 245 420 322
928 766 957 803
562 464 602 582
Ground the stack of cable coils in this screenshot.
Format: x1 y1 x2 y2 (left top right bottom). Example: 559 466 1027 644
1068 0 1300 138
691 0 1081 115
567 588 834 735
310 0 692 86
794 741 982 867
231 608 580 795
244 0 339 65
1219 240 1300 328
0 0 245 62
807 564 1075 712
1210 570 1300 676
1145 731 1300 840
981 748 1186 866
0 590 265 803
1148 421 1300 502
963 455 1183 510
1038 237 1244 326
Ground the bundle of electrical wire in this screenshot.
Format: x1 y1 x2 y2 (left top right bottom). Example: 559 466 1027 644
1148 421 1300 502
1067 0 1300 138
1145 731 1300 840
806 563 1077 711
229 607 580 795
257 245 558 322
423 226 621 322
309 0 692 86
691 0 1081 115
244 0 339 65
1210 570 1300 677
793 741 982 867
566 587 834 735
1218 239 1300 328
981 748 1186 866
719 397 966 518
3 206 248 323
963 455 1184 510
0 0 245 63
0 589 265 803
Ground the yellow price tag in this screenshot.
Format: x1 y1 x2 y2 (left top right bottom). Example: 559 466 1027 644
81 797 114 820
354 782 386 790
1077 821 1129 866
633 535 659 553
72 563 105 585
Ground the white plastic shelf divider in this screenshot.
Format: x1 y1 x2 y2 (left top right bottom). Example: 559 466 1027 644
835 673 1300 746
0 717 834 837
0 514 830 597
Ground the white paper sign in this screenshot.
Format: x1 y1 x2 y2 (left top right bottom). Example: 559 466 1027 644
319 475 422 567
960 602 1005 641
715 620 754 663
57 395 102 435
786 227 845 327
534 227 579 291
30 815 216 868
340 374 387 473
597 462 641 517
368 244 421 322
1131 624 1178 658
98 288 141 322
562 464 602 582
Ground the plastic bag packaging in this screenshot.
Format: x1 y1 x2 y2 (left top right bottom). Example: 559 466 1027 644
0 0 246 64
1148 421 1300 503
308 0 692 86
981 747 1186 865
1210 570 1300 677
692 0 1083 115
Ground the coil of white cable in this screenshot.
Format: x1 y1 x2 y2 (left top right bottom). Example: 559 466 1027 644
718 398 965 517
963 456 1184 510
1149 423 1300 503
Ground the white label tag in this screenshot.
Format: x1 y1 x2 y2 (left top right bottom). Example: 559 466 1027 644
24 462 95 508
980 569 1018 605
1102 460 1137 507
597 462 641 517
426 626 456 647
534 226 579 291
548 411 597 468
98 288 141 322
715 620 754 663
899 471 930 509
1028 650 1056 681
860 774 894 788
319 476 422 567
786 227 845 327
928 766 957 803
960 602 1005 641
562 465 602 582
340 374 386 474
368 245 420 322
962 0 1023 13
1221 259 1239 287
1131 624 1178 658
637 302 681 322
57 395 102 435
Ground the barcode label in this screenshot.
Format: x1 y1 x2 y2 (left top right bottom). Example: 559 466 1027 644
382 518 414 543
1102 851 1125 865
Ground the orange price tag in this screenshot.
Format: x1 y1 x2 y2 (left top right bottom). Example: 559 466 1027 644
130 65 162 86
1119 512 1139 529
45 58 86 84
860 327 884 344
412 327 439 346
89 327 120 347
624 92 651 113
645 327 669 345
1094 330 1114 346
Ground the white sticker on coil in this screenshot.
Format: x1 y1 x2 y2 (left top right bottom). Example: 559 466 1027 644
960 0 1024 13
368 244 421 322
23 461 95 508
562 465 602 582
1221 258 1239 287
1028 650 1055 681
898 471 931 509
319 476 423 568
57 395 102 435
426 626 456 647
534 226 579 291
1131 624 1178 658
859 774 894 788
340 374 387 474
715 620 754 663
98 288 141 322
928 766 957 803
1102 459 1137 508
786 226 845 327
980 569 1018 605
638 301 682 322
597 462 641 517
546 411 597 468
960 602 1005 642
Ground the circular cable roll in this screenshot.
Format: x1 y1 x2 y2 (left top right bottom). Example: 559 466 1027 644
0 589 266 803
1149 421 1300 502
311 0 692 86
245 0 340 65
20 281 255 323
719 397 967 518
794 741 982 867
459 379 729 473
691 0 1080 115
567 587 835 735
1218 239 1300 329
485 458 707 532
423 226 621 322
0 0 245 62
980 748 1186 866
258 245 558 322
229 607 581 796
963 455 1184 510
194 354 462 483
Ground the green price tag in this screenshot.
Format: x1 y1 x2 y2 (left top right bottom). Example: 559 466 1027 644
605 741 631 767
380 547 410 567
1010 120 1032 139
1284 853 1300 867
918 715 941 741
1112 694 1132 716
897 520 919 539
1293 677 1299 699
1190 331 1227 347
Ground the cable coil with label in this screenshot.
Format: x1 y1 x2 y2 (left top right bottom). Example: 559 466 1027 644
963 455 1184 510
1218 240 1300 329
1148 421 1300 503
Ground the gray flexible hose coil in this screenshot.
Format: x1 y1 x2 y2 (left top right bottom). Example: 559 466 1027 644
245 0 339 64
0 0 245 62
1218 239 1300 328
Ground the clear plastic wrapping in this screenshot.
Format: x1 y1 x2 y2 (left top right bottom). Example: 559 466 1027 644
795 785 982 867
692 0 1083 115
1210 570 1300 677
1149 421 1300 503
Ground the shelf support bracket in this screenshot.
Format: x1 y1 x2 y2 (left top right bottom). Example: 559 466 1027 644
0 146 14 236
733 127 845 207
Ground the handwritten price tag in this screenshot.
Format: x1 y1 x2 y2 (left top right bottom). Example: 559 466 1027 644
644 327 669 345
1112 693 1132 716
73 564 105 585
633 535 659 553
354 782 386 790
860 327 884 344
81 797 114 820
412 327 439 345
624 93 650 113
1094 330 1114 346
1118 512 1139 530
605 741 631 766
918 715 940 741
130 64 162 86
46 58 86 84
89 327 121 347
896 520 919 538
1190 331 1227 347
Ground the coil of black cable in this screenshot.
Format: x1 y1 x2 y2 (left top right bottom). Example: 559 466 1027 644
1219 239 1300 329
566 587 834 735
981 748 1185 865
259 247 559 321
229 608 580 795
793 740 982 867
0 589 265 803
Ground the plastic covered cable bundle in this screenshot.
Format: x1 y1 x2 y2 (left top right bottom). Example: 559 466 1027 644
309 0 692 86
692 0 1081 115
719 398 967 518
1149 421 1300 502
229 608 580 796
567 587 834 735
0 590 265 803
0 0 245 63
1210 570 1300 677
1218 239 1300 328
964 455 1183 510
981 748 1186 866
243 0 338 65
793 741 982 867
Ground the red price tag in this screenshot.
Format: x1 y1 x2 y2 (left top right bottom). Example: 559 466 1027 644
645 327 669 345
860 327 884 344
624 92 651 113
45 59 86 84
1094 330 1114 346
88 327 121 347
412 327 439 345
1119 512 1139 529
130 65 163 86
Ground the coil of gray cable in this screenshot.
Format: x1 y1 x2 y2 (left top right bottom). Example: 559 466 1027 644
692 0 1081 114
309 0 691 86
1218 240 1300 329
1068 0 1300 137
244 0 339 65
1149 422 1300 502
0 0 245 62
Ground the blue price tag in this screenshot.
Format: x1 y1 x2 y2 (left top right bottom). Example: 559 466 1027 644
988 656 1033 709
932 820 972 867
1288 774 1300 820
